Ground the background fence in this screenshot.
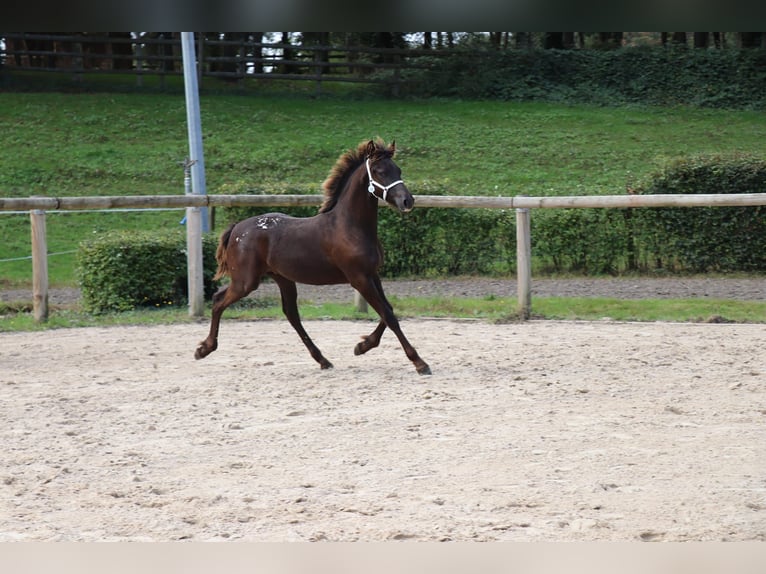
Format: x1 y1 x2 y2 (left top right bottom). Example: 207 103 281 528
0 33 461 95
3 192 765 322
4 33 766 105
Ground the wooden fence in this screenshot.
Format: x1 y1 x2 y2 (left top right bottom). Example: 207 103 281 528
1 33 458 95
2 192 766 322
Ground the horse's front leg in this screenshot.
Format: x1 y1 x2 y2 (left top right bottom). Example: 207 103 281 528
355 275 391 355
354 320 386 356
351 274 431 375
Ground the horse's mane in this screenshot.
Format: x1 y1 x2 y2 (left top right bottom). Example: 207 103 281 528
319 139 394 213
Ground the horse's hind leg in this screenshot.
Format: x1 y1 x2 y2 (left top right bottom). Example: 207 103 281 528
273 275 333 370
195 280 250 360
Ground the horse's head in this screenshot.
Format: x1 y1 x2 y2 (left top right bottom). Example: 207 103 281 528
364 140 414 213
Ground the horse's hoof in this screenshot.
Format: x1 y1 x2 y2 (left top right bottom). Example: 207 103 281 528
194 342 215 360
354 337 374 356
320 361 334 370
417 364 432 376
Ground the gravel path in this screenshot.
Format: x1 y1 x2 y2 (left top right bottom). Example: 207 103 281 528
1 277 764 307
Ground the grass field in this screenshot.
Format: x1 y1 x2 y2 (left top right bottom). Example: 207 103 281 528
1 91 765 326
2 293 764 332
4 93 766 199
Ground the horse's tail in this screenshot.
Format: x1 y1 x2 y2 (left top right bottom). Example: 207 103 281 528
213 223 236 280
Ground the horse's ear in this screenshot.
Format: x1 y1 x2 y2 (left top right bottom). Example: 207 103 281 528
366 140 377 159
390 140 396 156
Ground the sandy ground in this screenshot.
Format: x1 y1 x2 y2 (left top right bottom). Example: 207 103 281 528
1 318 765 541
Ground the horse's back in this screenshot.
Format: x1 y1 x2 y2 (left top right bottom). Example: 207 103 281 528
239 212 295 230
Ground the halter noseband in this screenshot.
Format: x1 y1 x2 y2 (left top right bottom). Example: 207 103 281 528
365 158 404 202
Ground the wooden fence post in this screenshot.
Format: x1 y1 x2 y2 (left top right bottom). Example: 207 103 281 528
135 42 143 87
354 289 368 313
186 206 205 317
314 47 323 97
515 206 531 320
30 209 49 322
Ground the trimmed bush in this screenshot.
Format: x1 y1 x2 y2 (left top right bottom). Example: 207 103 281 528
636 154 766 272
77 230 219 314
377 206 515 277
532 208 629 274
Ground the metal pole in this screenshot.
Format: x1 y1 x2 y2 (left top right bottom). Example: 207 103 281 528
181 32 209 232
182 32 207 318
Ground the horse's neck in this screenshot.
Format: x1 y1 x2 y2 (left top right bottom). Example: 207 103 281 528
335 166 379 232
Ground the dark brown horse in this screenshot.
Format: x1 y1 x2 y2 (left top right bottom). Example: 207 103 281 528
195 139 431 375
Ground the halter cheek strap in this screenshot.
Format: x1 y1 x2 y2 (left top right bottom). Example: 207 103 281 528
366 158 404 202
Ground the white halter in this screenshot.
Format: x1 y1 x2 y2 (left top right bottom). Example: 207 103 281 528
365 158 404 202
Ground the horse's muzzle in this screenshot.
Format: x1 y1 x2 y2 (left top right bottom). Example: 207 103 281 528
396 192 414 213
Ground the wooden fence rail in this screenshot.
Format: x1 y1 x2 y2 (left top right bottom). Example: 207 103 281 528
3 192 766 212
2 192 765 322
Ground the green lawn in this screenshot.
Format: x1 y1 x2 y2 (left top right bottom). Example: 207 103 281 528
2 294 764 332
4 93 765 201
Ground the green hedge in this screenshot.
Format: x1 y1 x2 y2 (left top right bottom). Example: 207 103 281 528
530 155 766 274
635 154 766 272
77 230 219 314
377 206 515 276
532 208 630 274
403 48 766 109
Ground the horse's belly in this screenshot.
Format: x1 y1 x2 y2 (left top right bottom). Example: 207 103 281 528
294 270 348 286
266 240 347 285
